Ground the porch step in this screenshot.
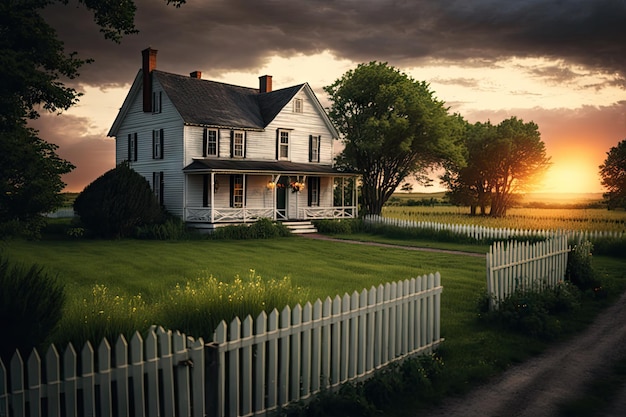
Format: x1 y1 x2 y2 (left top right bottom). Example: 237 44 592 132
282 221 318 234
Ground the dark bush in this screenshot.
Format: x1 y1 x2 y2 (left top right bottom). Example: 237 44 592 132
480 282 581 339
566 241 602 291
591 237 626 258
363 221 477 244
135 214 188 240
210 218 291 240
74 162 164 238
281 353 444 416
0 255 65 363
312 219 363 234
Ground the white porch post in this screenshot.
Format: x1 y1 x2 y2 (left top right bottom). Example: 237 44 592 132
210 172 215 223
354 176 359 217
243 174 247 222
272 174 279 221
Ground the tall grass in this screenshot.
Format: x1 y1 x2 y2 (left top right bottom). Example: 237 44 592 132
52 270 308 348
382 206 626 233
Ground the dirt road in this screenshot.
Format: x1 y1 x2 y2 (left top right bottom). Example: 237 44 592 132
417 290 626 417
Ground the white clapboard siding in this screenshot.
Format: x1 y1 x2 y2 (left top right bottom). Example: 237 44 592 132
486 235 570 310
0 327 205 417
211 273 443 417
364 214 626 243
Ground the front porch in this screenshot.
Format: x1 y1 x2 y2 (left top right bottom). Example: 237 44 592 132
183 160 358 226
185 205 357 223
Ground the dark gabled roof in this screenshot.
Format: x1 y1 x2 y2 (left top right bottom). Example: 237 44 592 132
154 71 304 130
183 159 355 176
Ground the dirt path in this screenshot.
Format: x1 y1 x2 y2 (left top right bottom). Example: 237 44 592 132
301 234 626 416
417 290 626 417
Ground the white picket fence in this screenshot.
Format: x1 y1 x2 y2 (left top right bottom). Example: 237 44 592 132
211 273 443 417
0 326 206 417
0 274 443 417
364 214 625 243
486 235 570 310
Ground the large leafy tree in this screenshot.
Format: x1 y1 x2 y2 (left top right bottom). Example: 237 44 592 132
0 0 184 236
599 139 626 210
324 62 465 215
442 117 551 217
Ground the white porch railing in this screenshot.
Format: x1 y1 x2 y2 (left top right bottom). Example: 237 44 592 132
298 206 357 219
186 206 357 223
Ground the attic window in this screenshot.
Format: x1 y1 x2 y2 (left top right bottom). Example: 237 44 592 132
152 91 162 113
293 98 303 113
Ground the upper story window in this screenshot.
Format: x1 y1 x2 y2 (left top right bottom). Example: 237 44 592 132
231 131 245 158
309 135 320 162
152 91 162 114
203 128 218 157
279 130 289 160
153 129 164 159
128 133 137 161
293 98 303 113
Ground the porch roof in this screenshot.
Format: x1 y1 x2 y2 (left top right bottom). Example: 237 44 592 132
183 159 356 176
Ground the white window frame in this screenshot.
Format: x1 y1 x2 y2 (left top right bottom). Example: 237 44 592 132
293 98 303 113
279 130 289 160
206 129 218 156
233 131 245 158
232 175 244 208
310 135 320 162
152 91 162 114
153 129 163 159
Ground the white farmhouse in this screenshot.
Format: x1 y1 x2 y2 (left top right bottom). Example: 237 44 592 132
108 48 358 232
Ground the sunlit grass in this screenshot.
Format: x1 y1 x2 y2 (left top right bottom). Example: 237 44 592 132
382 206 626 233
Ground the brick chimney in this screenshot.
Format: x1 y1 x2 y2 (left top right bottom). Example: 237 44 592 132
142 47 158 112
190 71 202 79
259 75 272 93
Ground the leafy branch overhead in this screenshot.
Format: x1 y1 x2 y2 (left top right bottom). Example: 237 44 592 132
0 0 184 237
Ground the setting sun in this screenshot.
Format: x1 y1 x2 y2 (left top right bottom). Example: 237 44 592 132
538 162 601 194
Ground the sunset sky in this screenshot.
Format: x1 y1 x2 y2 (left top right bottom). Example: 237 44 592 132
35 0 626 194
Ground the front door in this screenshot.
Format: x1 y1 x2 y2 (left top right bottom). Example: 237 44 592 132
276 177 288 220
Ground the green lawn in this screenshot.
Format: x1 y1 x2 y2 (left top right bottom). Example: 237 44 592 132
3 233 626 414
1 237 485 302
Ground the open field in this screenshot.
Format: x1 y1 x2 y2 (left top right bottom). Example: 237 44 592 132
382 206 626 233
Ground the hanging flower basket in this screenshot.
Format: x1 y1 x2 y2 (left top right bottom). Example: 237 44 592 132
289 181 305 193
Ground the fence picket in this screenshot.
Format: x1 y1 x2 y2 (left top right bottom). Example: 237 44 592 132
97 339 112 417
114 335 129 417
45 346 61 417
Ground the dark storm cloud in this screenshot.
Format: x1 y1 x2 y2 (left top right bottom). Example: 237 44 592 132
45 0 626 88
29 115 114 192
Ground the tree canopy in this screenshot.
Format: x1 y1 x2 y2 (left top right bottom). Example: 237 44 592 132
324 62 465 215
599 139 626 210
0 0 185 236
442 117 551 217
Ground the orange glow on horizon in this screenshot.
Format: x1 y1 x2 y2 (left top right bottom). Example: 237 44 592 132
535 161 603 194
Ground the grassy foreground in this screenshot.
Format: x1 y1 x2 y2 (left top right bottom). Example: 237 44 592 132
3 233 626 414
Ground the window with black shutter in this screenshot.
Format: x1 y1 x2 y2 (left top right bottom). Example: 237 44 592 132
309 135 320 162
308 177 320 206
